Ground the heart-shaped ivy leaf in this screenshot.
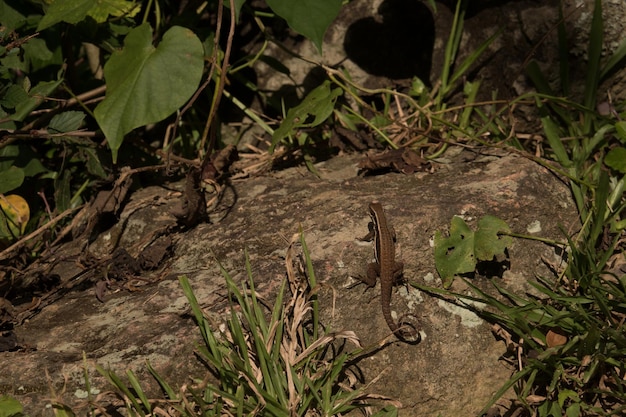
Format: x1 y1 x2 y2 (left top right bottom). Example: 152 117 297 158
265 0 343 52
94 24 204 162
434 216 476 288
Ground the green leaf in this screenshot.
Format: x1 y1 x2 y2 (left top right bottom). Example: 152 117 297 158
0 1 28 33
11 79 63 122
1 85 29 110
265 0 343 52
604 147 626 173
540 113 571 167
270 80 341 151
22 158 48 177
48 111 85 133
54 169 71 212
448 30 500 92
81 147 108 179
565 403 581 417
557 389 579 408
615 121 626 141
434 215 512 288
94 24 204 162
474 215 512 260
0 145 19 171
37 0 140 31
434 216 476 288
0 166 25 194
0 394 24 417
22 37 57 72
526 60 554 96
409 77 426 97
600 36 626 80
37 0 93 31
88 0 140 23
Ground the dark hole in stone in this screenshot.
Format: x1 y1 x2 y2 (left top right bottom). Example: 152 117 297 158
344 0 434 82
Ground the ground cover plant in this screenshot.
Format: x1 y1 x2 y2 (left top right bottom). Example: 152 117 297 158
24 235 399 417
1 0 626 416
420 1 626 415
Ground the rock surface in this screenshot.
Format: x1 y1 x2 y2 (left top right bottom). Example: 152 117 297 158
0 152 578 416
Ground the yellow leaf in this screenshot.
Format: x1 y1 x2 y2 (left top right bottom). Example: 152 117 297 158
0 194 30 236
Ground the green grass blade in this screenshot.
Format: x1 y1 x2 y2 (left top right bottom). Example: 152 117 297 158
300 232 319 340
539 110 572 168
600 37 626 80
583 0 603 132
526 60 554 96
178 275 211 345
438 0 467 102
477 366 535 416
96 366 145 415
459 80 480 129
588 169 609 252
448 30 500 90
145 360 177 400
126 370 151 412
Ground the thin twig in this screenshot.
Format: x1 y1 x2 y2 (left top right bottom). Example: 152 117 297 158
0 205 83 262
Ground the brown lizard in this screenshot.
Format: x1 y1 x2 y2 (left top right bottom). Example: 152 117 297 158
360 202 419 341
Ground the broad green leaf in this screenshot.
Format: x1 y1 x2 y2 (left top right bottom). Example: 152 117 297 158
37 0 93 31
0 85 29 109
22 157 48 177
11 79 63 122
48 111 85 133
0 166 25 194
270 80 341 151
0 1 27 33
435 215 512 288
94 24 204 162
565 403 581 417
434 216 476 288
0 145 19 171
265 0 343 52
88 0 140 23
604 147 626 173
474 215 512 260
38 0 140 31
409 77 426 97
0 394 24 417
22 37 56 72
557 389 579 408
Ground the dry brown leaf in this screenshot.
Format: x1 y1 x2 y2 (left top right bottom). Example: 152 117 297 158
546 328 568 347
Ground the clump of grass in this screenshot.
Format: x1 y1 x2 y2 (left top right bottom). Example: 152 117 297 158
428 1 626 414
468 245 626 416
93 233 400 416
317 0 508 159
